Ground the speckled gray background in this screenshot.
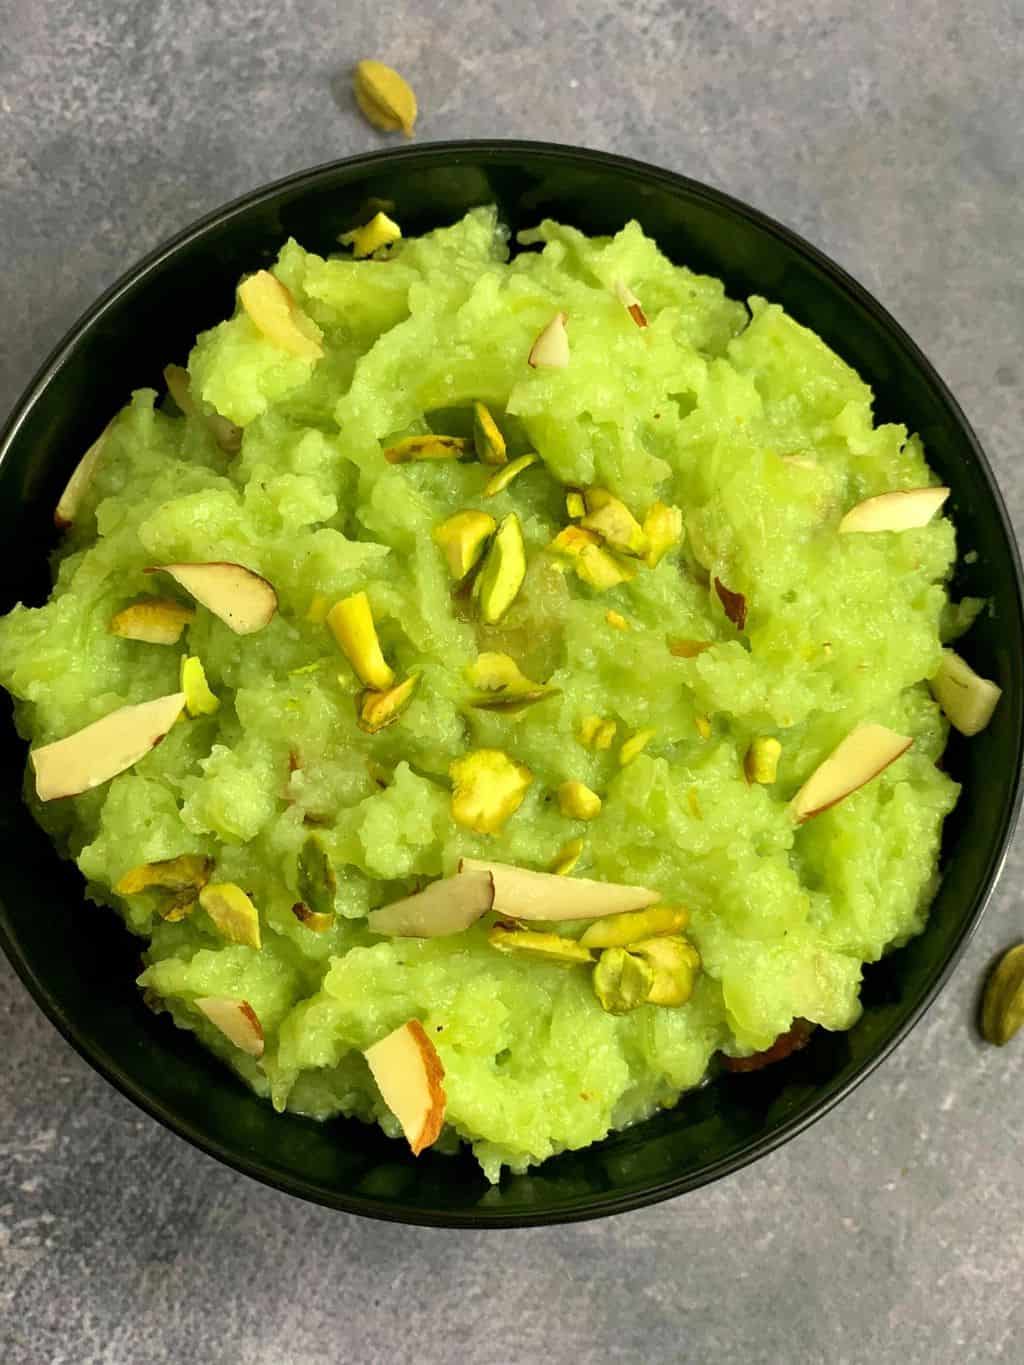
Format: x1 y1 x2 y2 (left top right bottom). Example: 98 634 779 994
2 1 1023 1361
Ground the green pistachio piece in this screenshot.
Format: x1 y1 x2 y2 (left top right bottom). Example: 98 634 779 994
433 510 496 580
581 488 649 557
592 947 656 1015
472 401 507 465
358 674 420 733
489 923 594 966
483 453 539 497
474 513 527 624
630 936 701 1007
579 906 689 950
297 832 337 921
199 882 262 950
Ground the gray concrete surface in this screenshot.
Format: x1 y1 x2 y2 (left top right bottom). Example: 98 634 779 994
2 1 1023 1361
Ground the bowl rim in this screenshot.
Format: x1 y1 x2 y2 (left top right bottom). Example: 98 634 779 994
1 138 1022 1228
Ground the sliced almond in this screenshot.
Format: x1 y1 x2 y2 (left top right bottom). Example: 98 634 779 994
367 869 495 937
195 996 264 1058
458 858 659 921
363 1020 446 1155
146 563 277 636
31 692 186 802
164 364 242 454
714 577 747 631
930 649 1002 736
528 311 569 369
614 280 649 328
790 722 912 822
54 422 112 529
109 599 194 645
838 486 949 534
238 270 324 361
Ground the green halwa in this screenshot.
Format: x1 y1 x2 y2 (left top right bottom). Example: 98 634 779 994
0 208 971 1180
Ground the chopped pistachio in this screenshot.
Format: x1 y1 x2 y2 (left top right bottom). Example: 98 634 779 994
594 719 617 751
199 882 262 950
353 59 418 136
339 211 402 257
468 652 537 694
115 853 213 920
669 638 714 659
472 401 507 465
630 936 701 1007
489 923 593 966
566 490 586 519
358 673 420 733
433 510 496 580
469 688 554 714
578 714 604 746
744 736 782 785
109 598 195 646
291 901 335 933
466 653 557 712
548 525 601 557
981 944 1024 1045
575 543 636 590
580 906 688 950
306 593 331 624
474 513 527 624
483 453 539 497
579 714 617 751
238 270 324 360
558 780 602 821
592 947 655 1015
180 655 220 717
581 488 649 557
550 837 584 876
327 591 395 690
528 311 569 368
643 503 683 568
619 728 656 765
605 610 630 631
449 748 532 834
115 854 213 897
383 434 469 464
297 832 337 920
695 715 712 741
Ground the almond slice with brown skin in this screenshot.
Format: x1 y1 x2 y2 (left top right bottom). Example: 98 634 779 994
363 1020 446 1155
146 562 277 635
458 859 659 921
195 997 265 1057
790 723 912 822
367 870 495 937
31 692 186 802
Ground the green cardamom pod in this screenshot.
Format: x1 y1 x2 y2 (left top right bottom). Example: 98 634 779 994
981 944 1024 1045
353 60 417 137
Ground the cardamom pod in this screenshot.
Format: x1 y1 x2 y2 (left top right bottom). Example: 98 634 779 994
981 944 1024 1045
353 60 417 137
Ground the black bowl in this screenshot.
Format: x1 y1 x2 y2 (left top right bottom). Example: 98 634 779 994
1 142 1021 1227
